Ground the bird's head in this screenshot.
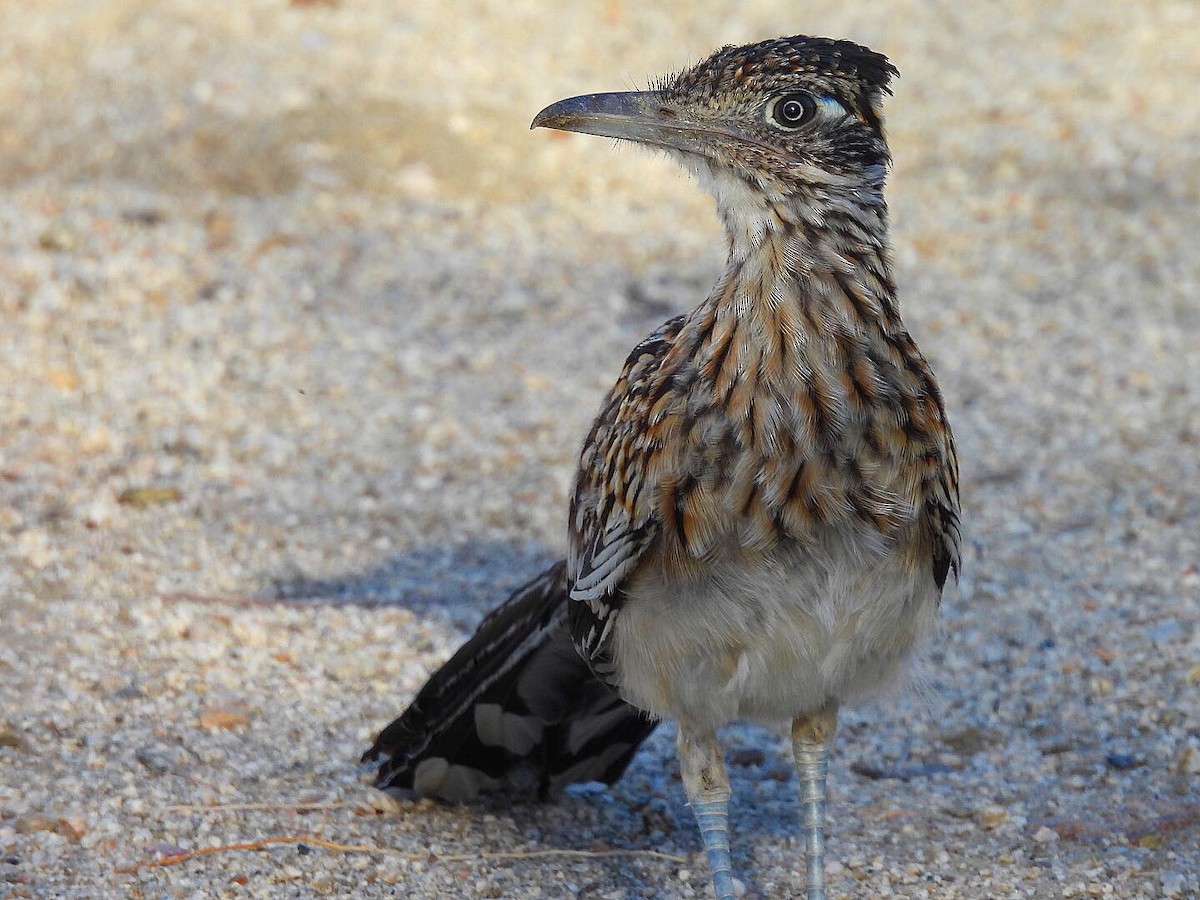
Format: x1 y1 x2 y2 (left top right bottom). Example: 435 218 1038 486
533 36 897 230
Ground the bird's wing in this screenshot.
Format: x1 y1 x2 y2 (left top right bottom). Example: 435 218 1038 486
927 422 962 591
567 314 687 670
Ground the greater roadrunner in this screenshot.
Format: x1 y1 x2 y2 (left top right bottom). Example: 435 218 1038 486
366 35 960 900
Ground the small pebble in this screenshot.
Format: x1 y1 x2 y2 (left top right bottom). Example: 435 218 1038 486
1160 871 1186 897
978 806 1009 829
1105 753 1140 771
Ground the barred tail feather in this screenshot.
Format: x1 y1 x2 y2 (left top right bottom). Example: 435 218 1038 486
363 560 657 802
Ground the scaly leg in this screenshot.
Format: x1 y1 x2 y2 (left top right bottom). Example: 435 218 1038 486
792 704 839 900
677 729 736 900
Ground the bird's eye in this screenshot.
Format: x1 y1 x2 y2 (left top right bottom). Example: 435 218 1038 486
769 93 817 129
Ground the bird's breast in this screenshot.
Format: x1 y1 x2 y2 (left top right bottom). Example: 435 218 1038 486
638 280 947 564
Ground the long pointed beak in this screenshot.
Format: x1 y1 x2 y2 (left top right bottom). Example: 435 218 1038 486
532 90 714 156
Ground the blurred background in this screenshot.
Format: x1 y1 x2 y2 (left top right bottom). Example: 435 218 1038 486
1 1 1197 897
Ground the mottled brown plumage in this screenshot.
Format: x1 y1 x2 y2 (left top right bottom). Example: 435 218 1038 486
540 35 960 899
561 38 958 692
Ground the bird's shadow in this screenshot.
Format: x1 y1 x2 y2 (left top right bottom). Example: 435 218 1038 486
268 538 559 621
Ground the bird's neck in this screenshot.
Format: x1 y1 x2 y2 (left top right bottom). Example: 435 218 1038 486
705 171 901 340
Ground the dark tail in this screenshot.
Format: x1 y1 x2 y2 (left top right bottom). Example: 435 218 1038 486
363 560 657 802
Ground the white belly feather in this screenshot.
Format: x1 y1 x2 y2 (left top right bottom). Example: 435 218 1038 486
609 526 940 732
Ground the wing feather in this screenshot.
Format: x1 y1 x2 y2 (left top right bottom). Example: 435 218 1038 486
566 315 687 667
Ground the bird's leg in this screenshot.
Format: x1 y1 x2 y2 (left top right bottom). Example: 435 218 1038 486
792 704 839 900
678 729 736 900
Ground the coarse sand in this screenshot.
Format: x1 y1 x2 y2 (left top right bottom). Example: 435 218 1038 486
1 2 1197 897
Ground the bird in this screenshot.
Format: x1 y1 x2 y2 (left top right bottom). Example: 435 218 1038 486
366 34 960 900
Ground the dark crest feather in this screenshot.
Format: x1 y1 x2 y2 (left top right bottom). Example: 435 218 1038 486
665 35 897 98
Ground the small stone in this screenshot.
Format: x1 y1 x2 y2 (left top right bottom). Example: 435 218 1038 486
121 208 165 226
197 708 251 730
37 227 78 252
204 209 236 250
13 816 55 835
365 789 402 815
117 486 183 508
55 816 87 842
0 723 28 752
1105 753 1140 771
135 748 171 774
1032 826 1059 844
941 725 995 755
977 805 1008 829
1160 871 1186 896
1177 744 1200 776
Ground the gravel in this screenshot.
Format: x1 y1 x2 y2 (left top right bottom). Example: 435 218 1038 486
1 1 1197 897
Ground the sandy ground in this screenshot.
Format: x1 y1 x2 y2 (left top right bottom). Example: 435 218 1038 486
1 1 1198 897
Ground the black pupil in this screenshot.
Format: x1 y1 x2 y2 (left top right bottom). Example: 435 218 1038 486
781 99 806 123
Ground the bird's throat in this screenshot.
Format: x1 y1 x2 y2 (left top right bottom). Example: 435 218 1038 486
707 185 900 361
